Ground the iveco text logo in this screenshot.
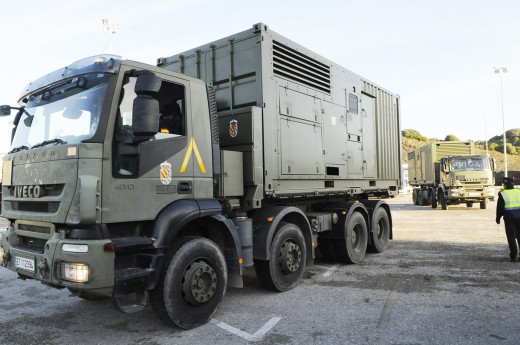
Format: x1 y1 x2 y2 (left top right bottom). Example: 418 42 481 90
11 185 45 198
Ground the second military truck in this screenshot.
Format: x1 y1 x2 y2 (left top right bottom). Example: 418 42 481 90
408 141 495 209
0 23 401 329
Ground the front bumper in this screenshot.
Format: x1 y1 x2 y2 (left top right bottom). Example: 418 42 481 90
0 220 114 296
447 186 495 202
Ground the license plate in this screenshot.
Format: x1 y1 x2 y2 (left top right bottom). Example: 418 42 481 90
468 192 480 197
15 256 35 273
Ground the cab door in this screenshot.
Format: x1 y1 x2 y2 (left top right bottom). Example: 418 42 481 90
101 67 194 223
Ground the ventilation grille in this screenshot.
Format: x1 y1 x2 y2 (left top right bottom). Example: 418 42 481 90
273 41 331 94
9 201 60 213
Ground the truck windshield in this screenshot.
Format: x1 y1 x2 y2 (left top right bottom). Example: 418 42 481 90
11 73 111 150
451 158 490 171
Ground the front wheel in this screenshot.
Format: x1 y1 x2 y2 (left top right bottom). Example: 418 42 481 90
255 223 306 292
480 200 487 209
149 237 227 329
466 202 474 208
439 190 448 210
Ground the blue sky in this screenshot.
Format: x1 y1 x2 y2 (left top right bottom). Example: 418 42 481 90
1 0 519 153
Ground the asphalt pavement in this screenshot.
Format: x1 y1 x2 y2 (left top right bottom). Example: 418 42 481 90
1 193 519 345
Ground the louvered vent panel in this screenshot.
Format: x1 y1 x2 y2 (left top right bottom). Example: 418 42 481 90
273 41 331 94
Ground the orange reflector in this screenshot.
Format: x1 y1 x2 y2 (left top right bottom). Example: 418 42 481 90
161 128 170 133
103 243 115 252
267 217 274 222
312 242 315 247
342 211 347 215
239 258 243 264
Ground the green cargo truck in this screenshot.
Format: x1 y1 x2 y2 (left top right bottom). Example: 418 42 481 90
408 141 495 210
0 23 401 329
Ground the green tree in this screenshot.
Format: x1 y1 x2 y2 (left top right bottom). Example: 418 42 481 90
444 134 459 141
402 129 427 141
506 143 517 155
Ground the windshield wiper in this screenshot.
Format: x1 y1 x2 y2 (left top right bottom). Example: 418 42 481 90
31 138 67 149
8 145 29 153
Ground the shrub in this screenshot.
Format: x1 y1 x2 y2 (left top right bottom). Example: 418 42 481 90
402 129 427 141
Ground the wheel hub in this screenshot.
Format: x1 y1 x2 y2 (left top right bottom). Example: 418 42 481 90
352 225 362 250
278 240 301 274
181 260 217 305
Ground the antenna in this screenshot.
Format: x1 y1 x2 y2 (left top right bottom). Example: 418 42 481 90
101 19 119 53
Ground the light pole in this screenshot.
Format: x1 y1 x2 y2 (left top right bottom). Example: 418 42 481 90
494 66 508 177
102 19 119 54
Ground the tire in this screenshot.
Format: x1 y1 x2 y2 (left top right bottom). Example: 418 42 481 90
334 212 368 264
439 190 447 210
149 237 227 329
412 189 418 205
368 208 390 253
466 202 474 208
480 200 487 209
431 188 438 209
254 222 306 292
424 189 432 206
417 189 424 206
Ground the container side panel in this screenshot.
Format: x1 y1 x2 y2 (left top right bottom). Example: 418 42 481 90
280 118 323 175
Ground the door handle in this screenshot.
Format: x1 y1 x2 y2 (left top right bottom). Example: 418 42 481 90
178 181 192 194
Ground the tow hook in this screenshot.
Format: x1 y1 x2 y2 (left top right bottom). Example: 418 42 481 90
2 251 11 267
38 259 49 279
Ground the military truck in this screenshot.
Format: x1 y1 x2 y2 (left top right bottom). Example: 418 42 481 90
408 141 495 210
0 23 401 329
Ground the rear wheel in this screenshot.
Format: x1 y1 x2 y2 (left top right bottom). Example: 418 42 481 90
368 208 390 253
417 189 424 206
254 223 306 292
412 189 419 205
431 188 438 209
480 200 487 209
335 212 368 264
424 189 432 206
149 237 227 329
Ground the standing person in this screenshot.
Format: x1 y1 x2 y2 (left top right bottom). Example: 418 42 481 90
496 177 520 262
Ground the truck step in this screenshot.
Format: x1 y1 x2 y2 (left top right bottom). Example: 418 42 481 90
111 237 154 253
114 268 150 297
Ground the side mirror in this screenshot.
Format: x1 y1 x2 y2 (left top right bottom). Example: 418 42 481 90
491 158 497 171
135 74 162 94
131 74 162 139
443 160 450 173
1 105 12 116
132 96 159 137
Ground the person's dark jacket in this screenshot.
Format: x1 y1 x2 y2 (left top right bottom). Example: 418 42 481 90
496 189 520 224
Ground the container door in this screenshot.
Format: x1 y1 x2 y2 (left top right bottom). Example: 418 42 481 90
361 94 376 178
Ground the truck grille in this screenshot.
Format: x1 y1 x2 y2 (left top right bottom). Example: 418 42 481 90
6 184 65 197
273 40 331 94
10 201 60 213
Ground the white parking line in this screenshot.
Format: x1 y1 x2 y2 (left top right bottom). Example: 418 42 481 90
211 317 282 342
323 264 339 277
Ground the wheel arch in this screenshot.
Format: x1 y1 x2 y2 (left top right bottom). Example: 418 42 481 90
150 199 242 287
251 206 314 266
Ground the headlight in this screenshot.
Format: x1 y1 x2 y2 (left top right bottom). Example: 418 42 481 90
58 262 90 283
0 246 4 265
